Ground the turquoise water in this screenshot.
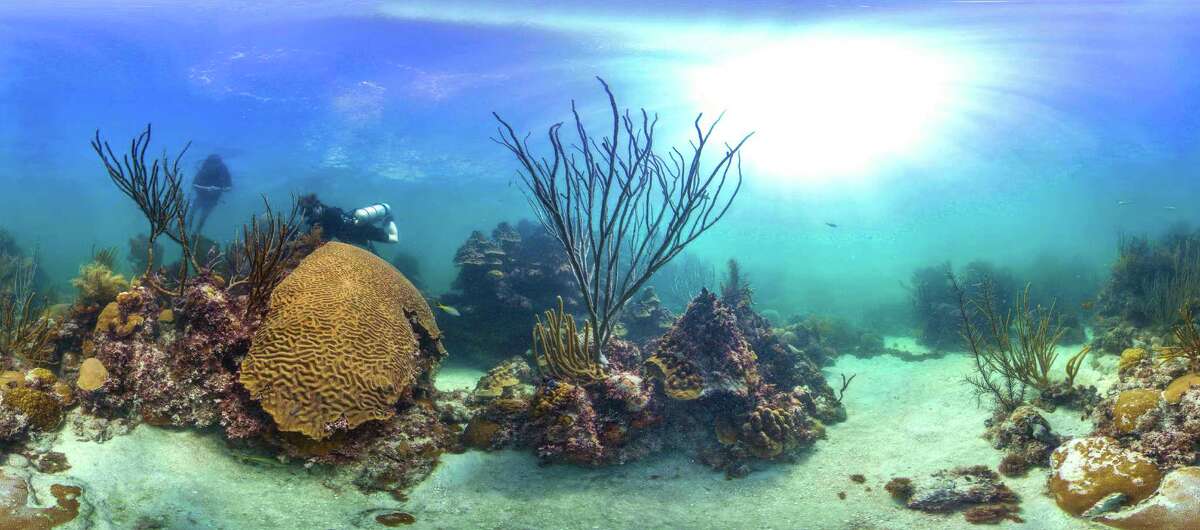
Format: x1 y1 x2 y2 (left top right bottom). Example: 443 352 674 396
5 2 1198 315
2 1 1200 529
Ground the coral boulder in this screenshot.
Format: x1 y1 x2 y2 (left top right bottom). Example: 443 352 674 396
240 242 445 440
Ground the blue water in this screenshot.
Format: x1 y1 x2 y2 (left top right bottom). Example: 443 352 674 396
2 1 1199 327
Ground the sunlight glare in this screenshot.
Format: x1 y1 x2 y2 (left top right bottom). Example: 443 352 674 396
688 31 972 184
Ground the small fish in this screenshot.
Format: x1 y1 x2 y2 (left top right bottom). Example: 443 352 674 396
1164 205 1178 211
229 451 286 468
436 303 461 317
824 222 839 228
1081 300 1094 311
1117 200 1133 207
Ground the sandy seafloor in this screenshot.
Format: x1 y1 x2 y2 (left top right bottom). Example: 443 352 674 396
23 336 1117 529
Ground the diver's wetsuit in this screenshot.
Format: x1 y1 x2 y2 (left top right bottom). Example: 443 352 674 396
299 195 393 251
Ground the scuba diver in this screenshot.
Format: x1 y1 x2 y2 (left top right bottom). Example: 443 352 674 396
189 154 233 234
297 193 399 252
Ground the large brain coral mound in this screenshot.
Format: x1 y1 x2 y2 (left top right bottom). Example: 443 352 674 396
440 220 579 364
240 241 446 441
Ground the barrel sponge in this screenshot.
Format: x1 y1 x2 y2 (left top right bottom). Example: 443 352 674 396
239 242 445 440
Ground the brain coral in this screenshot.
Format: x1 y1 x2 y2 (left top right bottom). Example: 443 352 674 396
239 242 445 440
1096 466 1200 530
1049 436 1162 517
1113 389 1160 434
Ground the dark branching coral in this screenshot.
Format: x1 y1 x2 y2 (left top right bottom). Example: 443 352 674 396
224 197 304 319
92 124 200 295
494 77 750 356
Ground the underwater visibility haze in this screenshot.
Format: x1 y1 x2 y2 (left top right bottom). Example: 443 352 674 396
2 1 1200 528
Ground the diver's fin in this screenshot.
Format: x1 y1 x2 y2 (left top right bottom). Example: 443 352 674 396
384 220 399 243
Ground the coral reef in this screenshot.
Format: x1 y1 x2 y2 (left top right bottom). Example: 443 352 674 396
0 368 75 443
773 314 884 366
240 242 445 440
886 466 1022 524
0 290 58 370
986 405 1062 477
1096 230 1200 330
495 78 748 356
1086 344 1200 471
441 220 577 364
480 288 843 476
84 282 245 430
462 357 535 450
647 290 759 401
525 373 661 466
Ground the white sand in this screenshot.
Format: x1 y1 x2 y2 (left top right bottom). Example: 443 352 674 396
43 340 1109 529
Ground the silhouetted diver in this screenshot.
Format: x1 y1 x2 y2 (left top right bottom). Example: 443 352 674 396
297 193 398 253
189 154 233 234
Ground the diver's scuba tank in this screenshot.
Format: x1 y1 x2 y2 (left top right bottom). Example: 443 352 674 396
352 203 400 243
353 203 391 223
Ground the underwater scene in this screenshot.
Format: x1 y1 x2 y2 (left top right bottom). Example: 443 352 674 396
3 1 1200 528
